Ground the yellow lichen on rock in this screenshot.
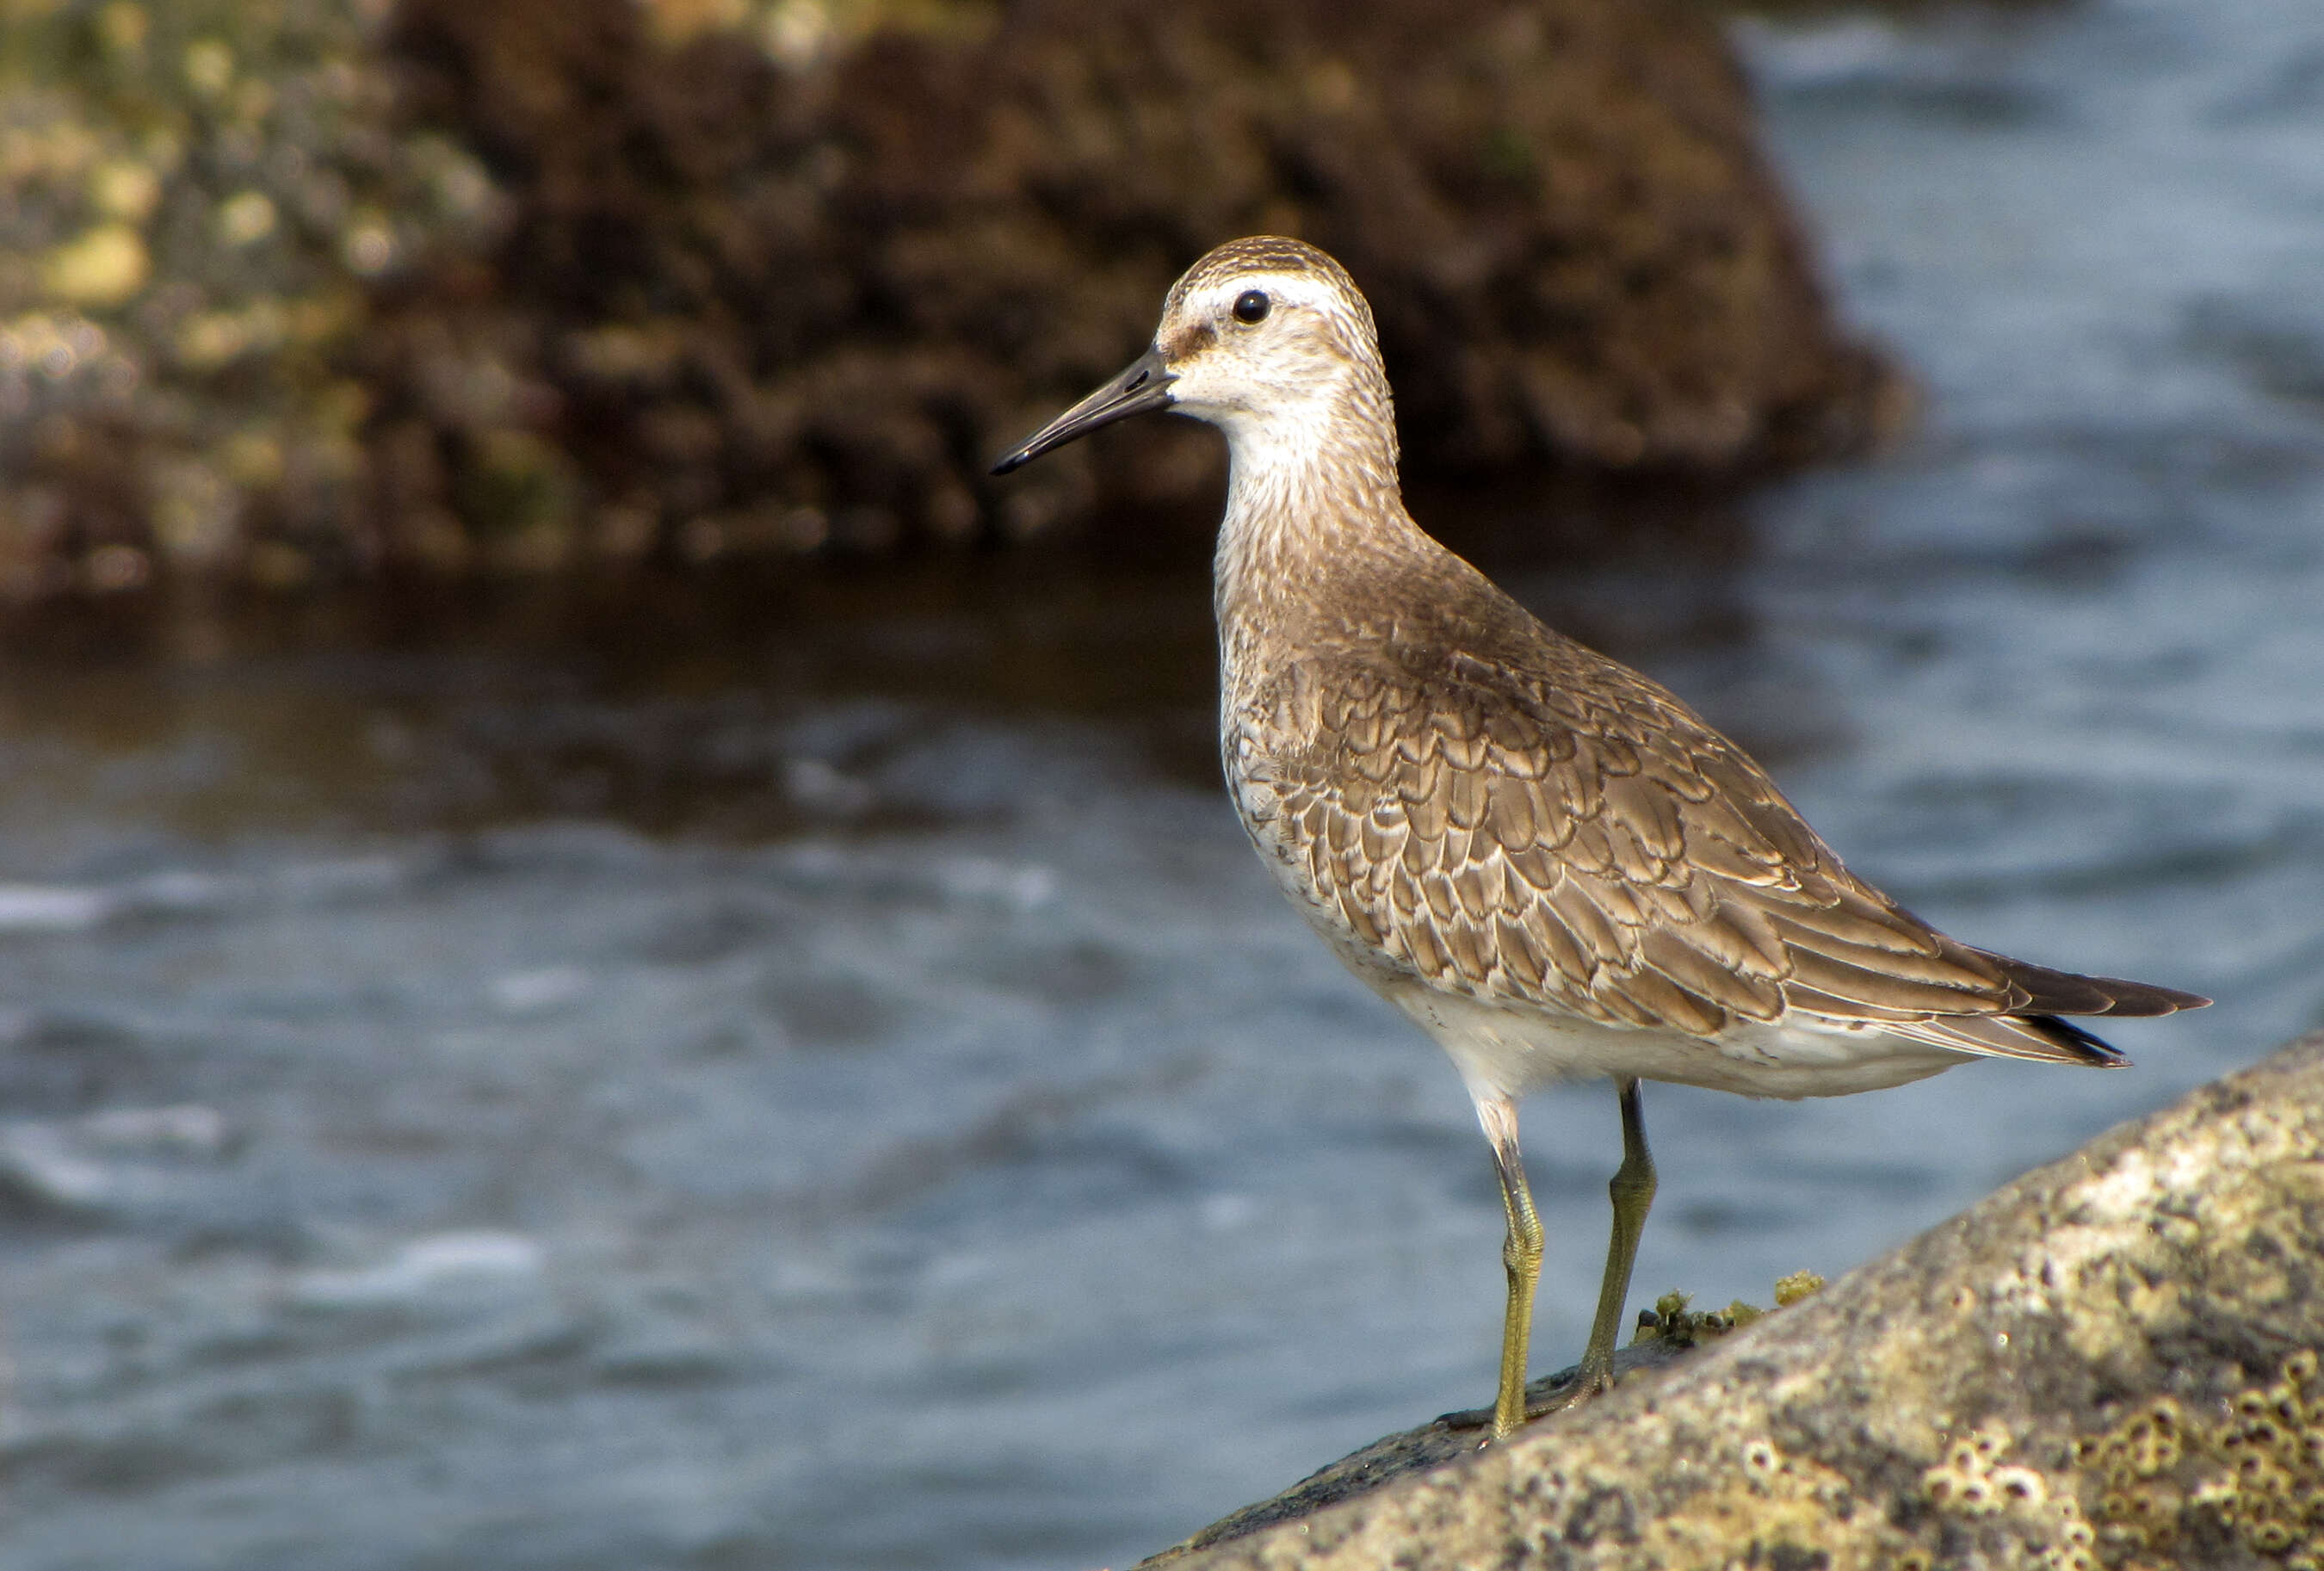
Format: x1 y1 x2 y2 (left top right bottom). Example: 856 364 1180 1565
40 222 148 306
1774 1269 1826 1308
213 189 277 248
88 158 161 221
1631 1274 1827 1349
640 0 999 64
181 36 233 96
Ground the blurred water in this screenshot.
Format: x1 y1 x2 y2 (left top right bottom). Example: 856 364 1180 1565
4 2 2324 1567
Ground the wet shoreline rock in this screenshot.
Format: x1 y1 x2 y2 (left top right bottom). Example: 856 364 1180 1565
1139 1036 2324 1571
1 0 1905 595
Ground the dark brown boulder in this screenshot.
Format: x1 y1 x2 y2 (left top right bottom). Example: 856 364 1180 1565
369 0 1902 566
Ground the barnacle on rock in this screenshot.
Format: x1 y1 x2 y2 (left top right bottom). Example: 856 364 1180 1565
1919 1426 2105 1570
2078 1350 2324 1567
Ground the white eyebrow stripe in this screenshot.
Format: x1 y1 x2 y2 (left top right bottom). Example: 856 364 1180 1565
1190 274 1333 312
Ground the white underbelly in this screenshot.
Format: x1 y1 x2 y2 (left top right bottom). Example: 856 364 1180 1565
1377 980 1969 1104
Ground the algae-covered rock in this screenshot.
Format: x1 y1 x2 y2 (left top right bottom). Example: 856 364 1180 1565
1145 1037 2324 1571
1 0 1902 592
0 0 506 595
380 0 1903 563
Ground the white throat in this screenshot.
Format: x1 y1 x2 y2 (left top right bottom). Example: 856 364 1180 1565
1215 398 1346 524
1198 374 1412 626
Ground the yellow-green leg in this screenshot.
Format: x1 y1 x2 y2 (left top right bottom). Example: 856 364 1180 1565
1478 1095 1543 1441
1473 1079 1658 1442
1576 1077 1656 1395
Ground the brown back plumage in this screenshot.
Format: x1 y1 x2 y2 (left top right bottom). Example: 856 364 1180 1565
1244 549 2205 1065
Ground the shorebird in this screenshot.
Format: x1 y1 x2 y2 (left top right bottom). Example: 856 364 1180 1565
992 236 2208 1441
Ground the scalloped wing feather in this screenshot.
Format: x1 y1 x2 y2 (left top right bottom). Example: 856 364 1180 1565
1245 639 2203 1065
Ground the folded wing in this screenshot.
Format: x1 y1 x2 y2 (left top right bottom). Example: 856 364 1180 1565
1264 638 2205 1067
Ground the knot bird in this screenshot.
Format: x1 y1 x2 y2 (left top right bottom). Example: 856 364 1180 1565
993 236 2207 1441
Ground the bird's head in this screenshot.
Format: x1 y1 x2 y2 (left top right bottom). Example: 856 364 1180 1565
992 237 1388 475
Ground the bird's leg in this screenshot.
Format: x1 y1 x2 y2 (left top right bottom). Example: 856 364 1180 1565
1478 1095 1543 1442
1574 1076 1655 1398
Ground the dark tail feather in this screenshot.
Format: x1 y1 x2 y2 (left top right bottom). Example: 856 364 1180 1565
2020 1014 2131 1067
1973 951 2211 1017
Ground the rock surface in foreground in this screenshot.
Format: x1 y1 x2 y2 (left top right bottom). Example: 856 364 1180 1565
1146 1037 2324 1571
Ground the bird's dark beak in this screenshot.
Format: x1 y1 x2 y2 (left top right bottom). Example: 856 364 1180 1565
991 347 1175 474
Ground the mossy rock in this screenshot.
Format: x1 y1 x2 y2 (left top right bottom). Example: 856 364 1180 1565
0 0 502 594
380 0 1904 563
1 0 1905 592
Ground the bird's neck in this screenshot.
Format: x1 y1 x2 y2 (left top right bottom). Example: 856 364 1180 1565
1211 375 1438 647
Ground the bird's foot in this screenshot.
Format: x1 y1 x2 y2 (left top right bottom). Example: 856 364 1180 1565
1435 1361 1620 1438
1437 1281 1829 1437
1536 1359 1618 1413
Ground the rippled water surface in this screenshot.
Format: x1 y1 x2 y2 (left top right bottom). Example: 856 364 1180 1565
6 3 2324 1567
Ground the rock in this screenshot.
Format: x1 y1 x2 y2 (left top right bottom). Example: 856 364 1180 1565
377 0 1904 566
1140 1036 2324 1571
1141 1339 1703 1568
0 0 506 597
0 0 1903 594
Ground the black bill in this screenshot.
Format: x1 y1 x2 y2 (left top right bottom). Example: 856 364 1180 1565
991 347 1175 474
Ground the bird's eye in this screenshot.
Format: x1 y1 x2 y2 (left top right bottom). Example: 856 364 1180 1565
1232 289 1270 325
